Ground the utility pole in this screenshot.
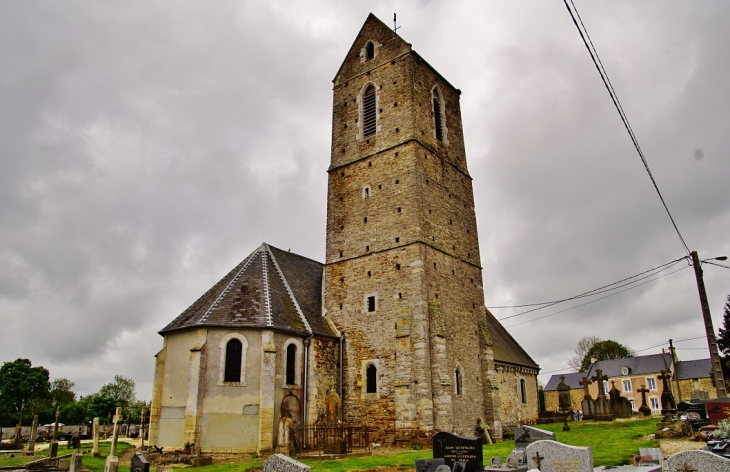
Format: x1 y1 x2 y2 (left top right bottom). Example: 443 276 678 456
691 250 727 398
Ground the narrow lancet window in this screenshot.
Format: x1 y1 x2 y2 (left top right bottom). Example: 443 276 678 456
363 85 377 137
365 41 374 60
286 344 296 385
366 364 377 393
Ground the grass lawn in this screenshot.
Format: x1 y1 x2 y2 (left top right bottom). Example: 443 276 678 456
0 441 134 472
3 419 659 471
190 418 660 471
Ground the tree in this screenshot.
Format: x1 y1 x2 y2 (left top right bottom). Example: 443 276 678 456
0 359 51 425
86 394 117 424
50 378 76 406
716 295 730 386
568 336 600 372
580 340 634 371
98 375 136 409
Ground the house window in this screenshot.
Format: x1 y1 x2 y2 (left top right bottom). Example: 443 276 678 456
647 378 656 391
650 397 660 410
366 364 377 393
520 378 527 404
362 85 377 138
219 333 249 385
602 381 609 395
629 399 635 410
623 380 632 392
367 296 376 312
455 367 463 396
286 344 296 385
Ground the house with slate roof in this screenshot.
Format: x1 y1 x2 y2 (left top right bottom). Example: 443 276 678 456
149 13 540 453
544 352 716 416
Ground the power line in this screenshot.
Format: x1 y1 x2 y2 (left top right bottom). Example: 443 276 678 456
562 0 690 255
489 256 686 310
704 261 730 270
504 265 689 327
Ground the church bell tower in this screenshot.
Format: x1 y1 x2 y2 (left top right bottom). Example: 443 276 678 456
323 14 501 441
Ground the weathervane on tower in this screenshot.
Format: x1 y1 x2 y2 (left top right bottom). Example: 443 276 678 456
393 13 400 33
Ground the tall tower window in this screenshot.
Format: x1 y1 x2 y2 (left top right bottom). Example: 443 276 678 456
366 364 377 393
455 367 463 395
224 339 242 382
363 85 377 137
432 86 447 143
286 344 297 385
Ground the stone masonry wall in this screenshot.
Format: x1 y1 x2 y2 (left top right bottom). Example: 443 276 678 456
496 365 539 432
323 14 499 442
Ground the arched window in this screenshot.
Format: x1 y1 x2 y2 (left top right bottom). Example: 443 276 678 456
366 364 377 393
224 339 242 382
362 85 377 138
455 367 463 395
219 333 248 385
365 41 375 61
286 344 297 385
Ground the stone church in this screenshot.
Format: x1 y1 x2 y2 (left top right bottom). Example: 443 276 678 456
149 14 539 454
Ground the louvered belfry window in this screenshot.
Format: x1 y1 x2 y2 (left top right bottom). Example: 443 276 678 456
363 85 377 137
224 339 242 382
433 96 443 141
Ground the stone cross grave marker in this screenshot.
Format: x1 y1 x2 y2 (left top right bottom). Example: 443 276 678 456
432 431 483 472
591 369 608 397
579 377 592 399
110 407 122 457
637 385 651 416
525 440 593 472
131 453 149 472
658 369 677 413
263 454 311 472
514 425 555 450
667 449 730 471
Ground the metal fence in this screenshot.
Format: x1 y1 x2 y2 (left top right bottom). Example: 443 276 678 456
297 424 371 455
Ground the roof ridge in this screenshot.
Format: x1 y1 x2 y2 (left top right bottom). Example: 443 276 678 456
262 246 273 326
198 245 262 325
265 243 313 334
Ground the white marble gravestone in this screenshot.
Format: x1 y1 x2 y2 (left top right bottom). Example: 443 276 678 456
525 440 593 472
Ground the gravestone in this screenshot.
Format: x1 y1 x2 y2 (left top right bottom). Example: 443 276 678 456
514 425 555 449
69 452 83 472
638 447 663 463
432 432 483 472
415 458 445 472
91 417 100 457
27 415 39 452
263 454 310 472
658 369 676 415
131 453 150 472
666 449 730 471
608 383 632 419
579 377 594 420
637 385 652 416
103 455 119 472
525 440 592 472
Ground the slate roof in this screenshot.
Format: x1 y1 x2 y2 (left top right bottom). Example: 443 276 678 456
674 358 712 380
160 243 338 338
544 372 587 391
586 353 673 378
485 309 539 370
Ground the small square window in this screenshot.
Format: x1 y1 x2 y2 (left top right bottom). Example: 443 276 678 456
339 304 343 309
395 237 400 243
397 207 401 213
364 217 368 223
398 293 402 299
367 271 371 277
339 251 343 257
366 245 369 252
396 264 400 270
395 179 399 184
367 296 376 312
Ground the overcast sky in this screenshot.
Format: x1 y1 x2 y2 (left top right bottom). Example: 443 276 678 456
2 1 729 402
